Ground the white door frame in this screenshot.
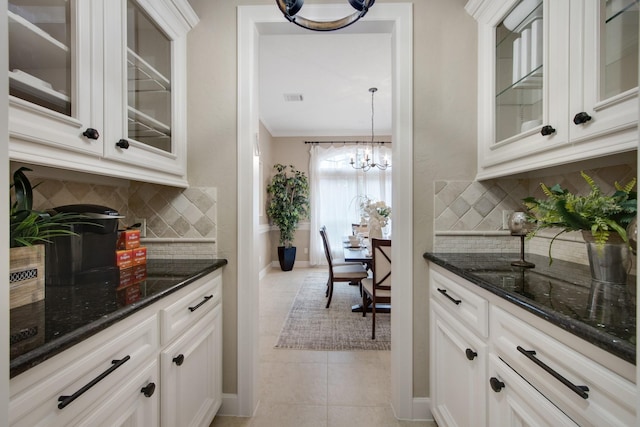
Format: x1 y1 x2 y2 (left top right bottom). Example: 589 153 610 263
237 3 415 419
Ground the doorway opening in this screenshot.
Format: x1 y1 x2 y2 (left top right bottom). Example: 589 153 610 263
237 3 415 419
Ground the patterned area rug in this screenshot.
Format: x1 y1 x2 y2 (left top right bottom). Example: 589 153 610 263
275 272 390 351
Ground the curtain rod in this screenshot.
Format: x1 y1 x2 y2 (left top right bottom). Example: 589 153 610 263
304 141 390 145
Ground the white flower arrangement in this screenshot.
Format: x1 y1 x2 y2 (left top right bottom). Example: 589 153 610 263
360 198 391 228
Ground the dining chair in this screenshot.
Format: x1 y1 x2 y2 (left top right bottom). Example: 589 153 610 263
361 238 391 339
319 226 368 308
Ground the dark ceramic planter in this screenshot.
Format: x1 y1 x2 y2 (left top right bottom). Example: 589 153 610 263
278 246 296 271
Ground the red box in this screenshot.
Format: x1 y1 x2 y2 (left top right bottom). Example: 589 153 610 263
132 264 147 284
115 249 133 269
118 267 134 288
118 229 140 250
132 246 147 266
117 283 141 305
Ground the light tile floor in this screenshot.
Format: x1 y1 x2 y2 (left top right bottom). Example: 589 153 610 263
211 267 437 427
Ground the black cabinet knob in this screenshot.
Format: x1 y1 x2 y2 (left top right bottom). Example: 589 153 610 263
173 354 185 366
540 125 556 136
465 348 478 361
116 139 130 149
82 128 100 140
140 382 156 398
490 377 505 393
573 112 592 125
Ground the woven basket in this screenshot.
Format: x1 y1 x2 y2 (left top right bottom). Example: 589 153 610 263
9 245 45 309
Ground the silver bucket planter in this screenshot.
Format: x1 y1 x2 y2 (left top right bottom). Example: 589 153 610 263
582 231 631 284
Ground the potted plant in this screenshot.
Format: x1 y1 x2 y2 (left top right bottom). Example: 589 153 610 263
9 167 88 307
266 164 310 271
523 171 636 283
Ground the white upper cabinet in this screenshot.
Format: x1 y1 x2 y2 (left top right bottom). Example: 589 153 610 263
103 0 192 179
8 0 198 187
466 0 638 179
8 0 103 156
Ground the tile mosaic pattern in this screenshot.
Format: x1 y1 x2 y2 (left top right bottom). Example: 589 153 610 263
32 180 130 219
128 182 217 239
29 178 218 258
435 178 529 231
434 165 637 266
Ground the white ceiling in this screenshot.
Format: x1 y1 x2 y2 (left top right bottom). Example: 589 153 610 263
259 30 392 138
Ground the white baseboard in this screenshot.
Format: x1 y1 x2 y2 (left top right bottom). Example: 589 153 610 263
218 393 239 416
410 397 433 421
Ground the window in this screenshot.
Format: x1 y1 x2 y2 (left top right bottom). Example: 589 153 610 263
309 144 391 265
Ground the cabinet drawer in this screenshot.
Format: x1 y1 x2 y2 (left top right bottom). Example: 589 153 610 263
160 273 222 345
430 267 489 337
491 305 636 427
10 314 158 427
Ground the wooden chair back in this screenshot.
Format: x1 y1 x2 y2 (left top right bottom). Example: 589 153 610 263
371 238 391 293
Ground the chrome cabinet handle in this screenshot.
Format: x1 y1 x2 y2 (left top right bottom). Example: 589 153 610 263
58 356 130 409
517 346 589 399
437 288 461 305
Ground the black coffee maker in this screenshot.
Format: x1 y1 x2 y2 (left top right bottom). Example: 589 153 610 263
45 204 124 285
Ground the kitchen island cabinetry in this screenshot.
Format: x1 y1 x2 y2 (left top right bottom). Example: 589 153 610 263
425 256 636 427
8 0 198 187
465 0 638 179
9 262 224 427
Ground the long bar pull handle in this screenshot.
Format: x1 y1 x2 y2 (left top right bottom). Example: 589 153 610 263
58 355 131 409
437 288 461 305
188 295 213 312
517 346 589 399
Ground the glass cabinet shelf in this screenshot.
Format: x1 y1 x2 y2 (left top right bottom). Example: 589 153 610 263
8 5 70 115
127 106 171 150
602 0 638 100
495 0 544 142
127 49 171 93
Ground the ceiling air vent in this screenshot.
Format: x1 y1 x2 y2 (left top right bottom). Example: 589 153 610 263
283 93 304 102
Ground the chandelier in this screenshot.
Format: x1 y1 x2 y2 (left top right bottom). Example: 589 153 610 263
275 0 375 32
351 87 390 171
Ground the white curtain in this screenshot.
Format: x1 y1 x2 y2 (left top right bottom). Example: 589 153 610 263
309 144 392 265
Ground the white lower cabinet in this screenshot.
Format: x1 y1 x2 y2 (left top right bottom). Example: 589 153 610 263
428 263 637 427
73 359 159 427
9 269 223 427
160 305 222 427
431 301 487 427
488 354 578 427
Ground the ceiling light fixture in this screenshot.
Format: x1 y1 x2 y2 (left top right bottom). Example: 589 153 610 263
275 0 375 32
350 87 389 172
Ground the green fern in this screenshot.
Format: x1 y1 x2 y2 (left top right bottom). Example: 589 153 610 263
524 171 637 263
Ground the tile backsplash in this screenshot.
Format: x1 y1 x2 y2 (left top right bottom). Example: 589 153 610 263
434 164 637 265
30 177 217 259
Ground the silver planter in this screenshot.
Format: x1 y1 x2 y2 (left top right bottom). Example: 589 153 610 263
582 231 631 284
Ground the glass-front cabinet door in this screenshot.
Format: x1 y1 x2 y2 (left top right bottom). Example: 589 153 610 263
8 0 103 156
571 0 639 144
104 0 188 179
495 0 544 142
126 1 172 153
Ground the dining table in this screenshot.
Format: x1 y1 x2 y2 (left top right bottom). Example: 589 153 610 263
343 241 390 314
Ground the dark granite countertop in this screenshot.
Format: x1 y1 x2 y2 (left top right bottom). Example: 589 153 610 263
423 252 636 364
10 258 227 378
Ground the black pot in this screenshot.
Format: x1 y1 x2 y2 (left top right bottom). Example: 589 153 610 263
277 246 296 271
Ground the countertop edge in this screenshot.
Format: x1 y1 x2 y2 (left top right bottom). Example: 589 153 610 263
10 259 228 378
423 252 635 365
